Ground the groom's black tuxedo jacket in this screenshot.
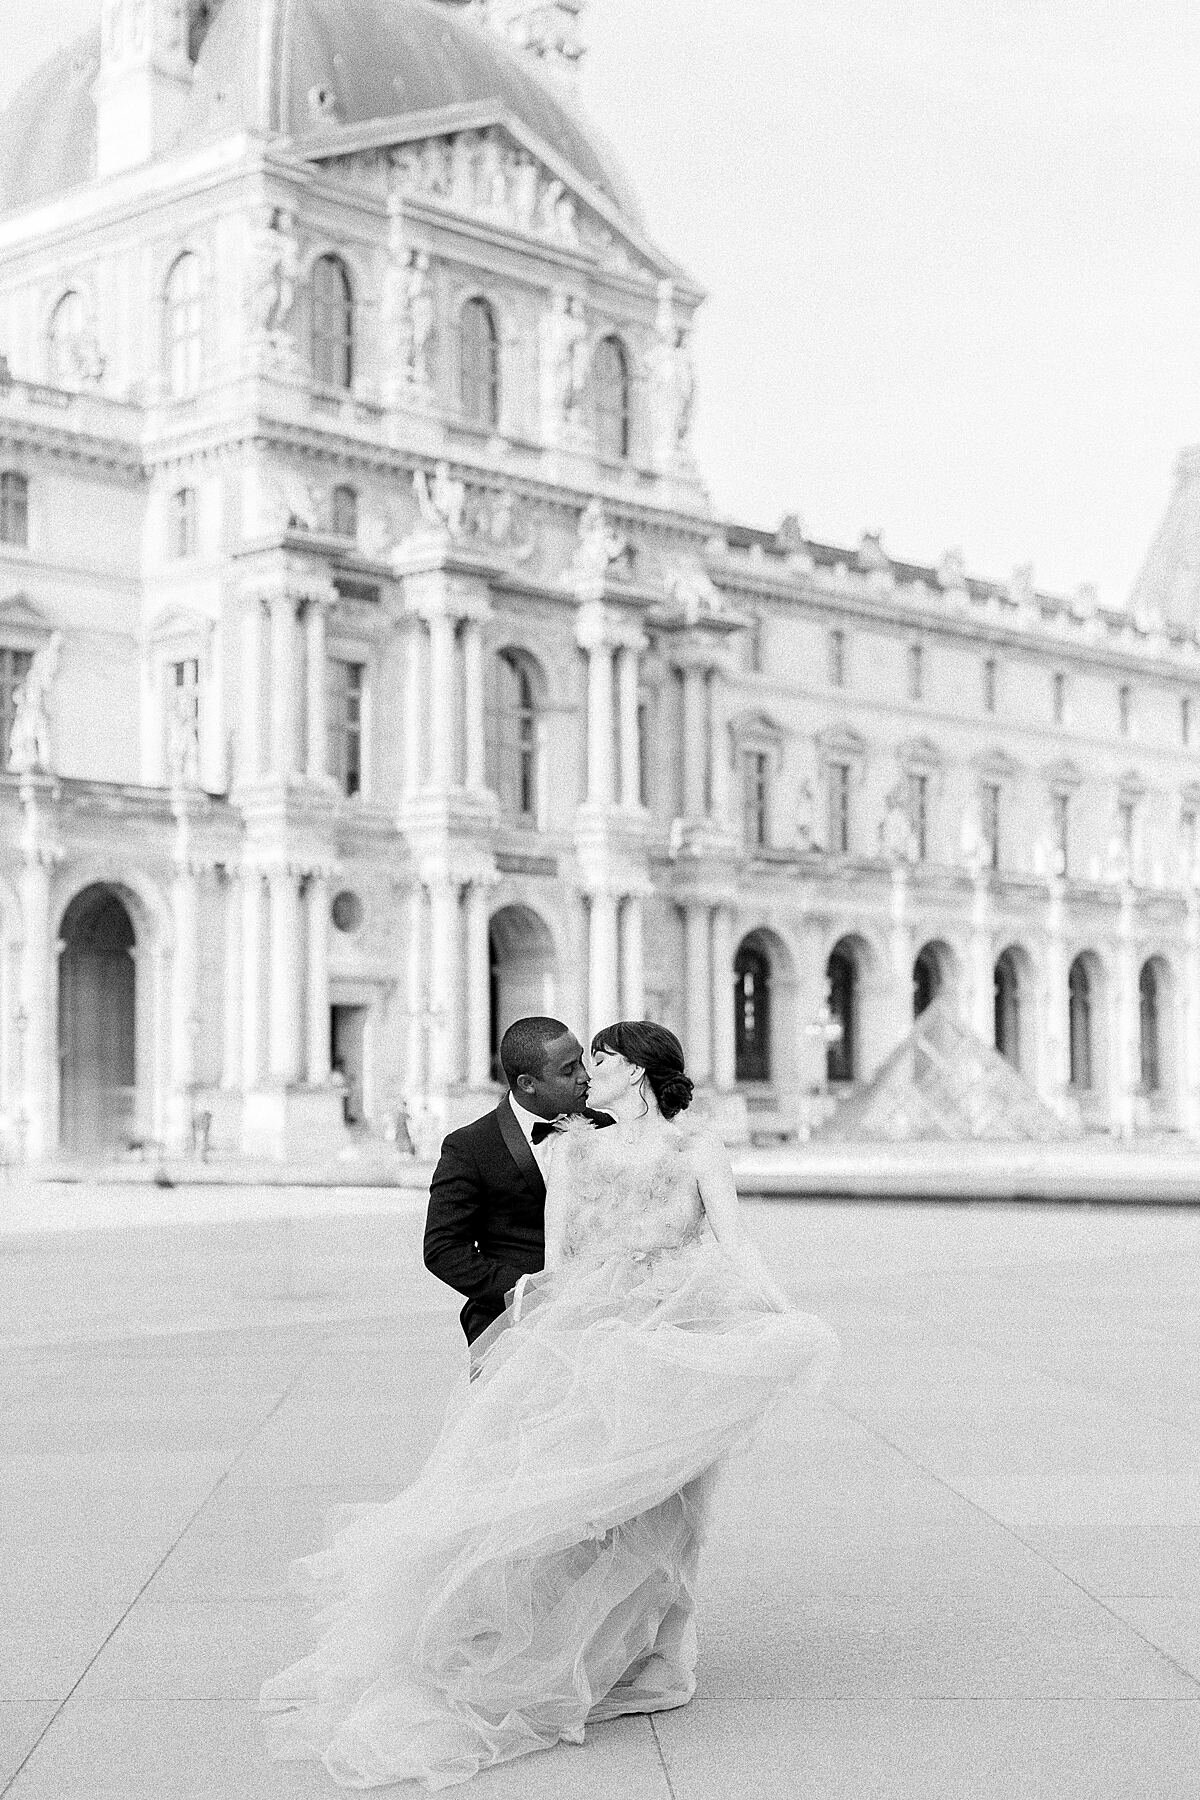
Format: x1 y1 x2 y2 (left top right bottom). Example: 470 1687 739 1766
424 1094 614 1346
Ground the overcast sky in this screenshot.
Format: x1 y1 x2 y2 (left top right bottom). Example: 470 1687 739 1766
6 1 1200 604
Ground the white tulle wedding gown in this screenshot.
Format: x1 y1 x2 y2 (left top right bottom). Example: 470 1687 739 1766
260 1118 839 1790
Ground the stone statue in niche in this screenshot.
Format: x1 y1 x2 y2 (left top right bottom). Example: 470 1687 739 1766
167 682 201 790
653 280 691 464
413 462 466 539
878 782 918 865
481 488 535 563
544 292 588 430
570 498 627 587
794 779 820 853
8 633 65 776
450 133 480 209
248 208 301 356
510 156 540 231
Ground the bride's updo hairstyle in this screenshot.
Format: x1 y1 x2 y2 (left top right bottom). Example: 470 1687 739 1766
591 1021 695 1120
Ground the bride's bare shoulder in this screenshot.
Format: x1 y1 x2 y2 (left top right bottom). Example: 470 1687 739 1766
675 1120 728 1168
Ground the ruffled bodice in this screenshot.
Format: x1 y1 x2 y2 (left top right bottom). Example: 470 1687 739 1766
551 1119 705 1265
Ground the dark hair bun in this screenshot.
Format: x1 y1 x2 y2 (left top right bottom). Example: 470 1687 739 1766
589 1020 694 1120
652 1070 694 1121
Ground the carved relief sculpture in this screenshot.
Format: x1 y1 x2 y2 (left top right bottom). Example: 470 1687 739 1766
8 632 65 776
569 497 626 587
413 462 467 540
248 207 302 371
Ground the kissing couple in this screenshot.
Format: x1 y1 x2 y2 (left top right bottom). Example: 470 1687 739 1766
262 1014 839 1790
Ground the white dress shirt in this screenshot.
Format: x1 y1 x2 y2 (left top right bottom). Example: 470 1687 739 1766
510 1096 558 1178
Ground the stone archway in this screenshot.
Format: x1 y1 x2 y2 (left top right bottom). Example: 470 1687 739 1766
58 885 137 1155
489 904 559 1081
912 938 959 1019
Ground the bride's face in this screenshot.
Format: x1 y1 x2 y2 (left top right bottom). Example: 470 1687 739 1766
586 1043 642 1111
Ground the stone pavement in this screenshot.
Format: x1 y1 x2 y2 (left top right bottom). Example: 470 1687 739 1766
3 1195 1200 1799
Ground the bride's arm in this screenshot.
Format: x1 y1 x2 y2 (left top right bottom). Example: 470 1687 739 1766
691 1132 791 1312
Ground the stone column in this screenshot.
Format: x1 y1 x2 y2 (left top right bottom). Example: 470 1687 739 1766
240 598 265 783
405 884 428 1093
619 892 645 1019
427 611 458 790
1114 884 1138 1139
169 828 200 1148
1041 877 1069 1108
681 664 707 819
241 866 264 1090
18 829 54 1162
683 901 713 1082
711 903 736 1090
708 665 732 831
304 599 329 784
588 889 620 1034
585 642 616 807
969 875 993 1042
268 864 303 1085
427 875 462 1090
617 644 642 809
306 869 331 1085
888 864 913 1043
221 869 241 1090
462 616 488 794
465 877 494 1089
269 593 300 778
404 619 426 796
1184 889 1200 1137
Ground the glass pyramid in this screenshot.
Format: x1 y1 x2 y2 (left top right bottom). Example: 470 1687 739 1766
817 996 1073 1142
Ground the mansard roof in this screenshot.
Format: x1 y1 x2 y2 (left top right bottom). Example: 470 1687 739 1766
0 0 644 226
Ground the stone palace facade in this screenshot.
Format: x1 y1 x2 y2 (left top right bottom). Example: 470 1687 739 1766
2 0 1200 1162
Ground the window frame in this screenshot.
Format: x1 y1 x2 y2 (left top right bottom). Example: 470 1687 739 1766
312 254 355 392
459 295 501 430
0 471 30 548
982 655 997 715
163 252 204 400
828 626 847 689
907 640 924 703
326 655 366 799
592 333 631 462
168 486 198 560
331 484 359 541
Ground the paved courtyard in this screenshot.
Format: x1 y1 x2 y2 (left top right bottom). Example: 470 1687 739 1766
3 1192 1200 1799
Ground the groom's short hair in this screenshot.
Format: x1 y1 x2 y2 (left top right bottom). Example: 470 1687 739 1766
499 1016 572 1086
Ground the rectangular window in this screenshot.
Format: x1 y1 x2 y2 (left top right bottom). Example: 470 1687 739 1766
165 656 200 776
828 761 851 855
0 472 29 547
828 628 846 689
983 657 997 714
1053 792 1070 875
1052 671 1065 725
1182 808 1197 874
637 697 649 807
168 486 197 559
982 782 1001 871
1183 696 1193 748
743 751 770 849
1119 684 1132 736
907 642 923 702
906 771 929 861
747 617 764 674
0 646 33 762
326 659 364 798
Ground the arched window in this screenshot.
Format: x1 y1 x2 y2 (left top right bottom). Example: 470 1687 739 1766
1139 961 1161 1093
1068 956 1092 1089
491 650 540 822
826 946 857 1084
331 484 358 540
994 951 1020 1069
164 254 203 398
312 255 354 390
48 290 84 386
734 942 771 1082
593 334 631 461
460 297 500 428
0 471 29 547
912 947 940 1018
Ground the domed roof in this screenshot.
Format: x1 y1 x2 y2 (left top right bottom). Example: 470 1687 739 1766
0 0 642 225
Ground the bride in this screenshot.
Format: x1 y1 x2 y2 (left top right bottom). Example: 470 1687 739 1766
261 1020 839 1790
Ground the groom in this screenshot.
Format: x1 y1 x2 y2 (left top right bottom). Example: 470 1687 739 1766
423 1016 613 1351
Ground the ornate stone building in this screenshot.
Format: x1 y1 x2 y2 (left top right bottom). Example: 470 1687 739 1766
1 0 1199 1162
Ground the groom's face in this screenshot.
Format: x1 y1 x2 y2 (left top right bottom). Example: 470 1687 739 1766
516 1031 589 1118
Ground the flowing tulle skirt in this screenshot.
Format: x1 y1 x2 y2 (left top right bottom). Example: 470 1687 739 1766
260 1238 839 1790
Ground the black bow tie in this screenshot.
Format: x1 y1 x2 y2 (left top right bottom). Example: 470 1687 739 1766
531 1118 568 1144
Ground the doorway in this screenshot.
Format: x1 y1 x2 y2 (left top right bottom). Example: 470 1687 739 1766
331 1004 368 1123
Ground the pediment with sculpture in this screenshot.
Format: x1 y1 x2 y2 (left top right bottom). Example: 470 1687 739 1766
303 107 679 284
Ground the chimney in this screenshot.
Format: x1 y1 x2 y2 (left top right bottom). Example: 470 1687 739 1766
93 0 195 178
